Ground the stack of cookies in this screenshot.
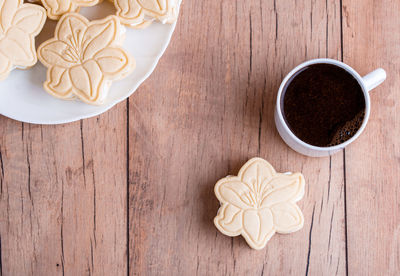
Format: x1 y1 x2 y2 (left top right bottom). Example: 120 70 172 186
0 0 180 105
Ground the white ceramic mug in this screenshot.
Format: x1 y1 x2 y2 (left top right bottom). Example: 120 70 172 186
274 58 386 157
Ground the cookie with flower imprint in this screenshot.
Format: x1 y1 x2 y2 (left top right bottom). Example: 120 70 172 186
0 0 46 81
214 157 305 250
112 0 180 28
41 0 101 20
37 13 135 105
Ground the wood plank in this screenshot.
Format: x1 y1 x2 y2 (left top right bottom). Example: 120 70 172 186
343 0 400 274
0 105 127 275
128 0 346 274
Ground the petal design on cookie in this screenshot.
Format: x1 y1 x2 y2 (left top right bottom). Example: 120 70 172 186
0 27 35 65
39 40 78 68
114 0 179 27
239 158 276 193
12 4 46 35
69 60 104 103
114 0 142 21
215 180 255 209
45 66 73 97
0 1 45 73
260 173 305 208
142 0 166 13
57 14 88 44
242 208 275 250
41 0 73 19
41 0 99 20
82 17 119 60
214 204 243 235
270 202 304 233
0 0 21 33
94 47 133 78
72 0 100 5
0 51 12 81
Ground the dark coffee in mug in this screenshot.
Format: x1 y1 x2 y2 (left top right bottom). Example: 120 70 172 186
281 63 366 147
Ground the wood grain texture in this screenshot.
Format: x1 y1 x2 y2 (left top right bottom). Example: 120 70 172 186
1 0 399 275
0 105 127 275
128 0 346 275
343 0 400 274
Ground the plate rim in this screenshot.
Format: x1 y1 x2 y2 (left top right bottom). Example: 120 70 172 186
0 20 177 125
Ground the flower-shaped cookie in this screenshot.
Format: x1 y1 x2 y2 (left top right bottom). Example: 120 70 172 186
41 0 100 20
214 158 305 250
38 14 135 105
0 0 46 81
113 0 179 28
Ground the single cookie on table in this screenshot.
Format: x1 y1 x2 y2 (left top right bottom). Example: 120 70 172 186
41 0 101 20
0 0 46 81
37 13 135 105
112 0 180 28
214 157 305 250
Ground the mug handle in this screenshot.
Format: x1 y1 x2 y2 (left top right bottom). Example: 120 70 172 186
363 68 386 92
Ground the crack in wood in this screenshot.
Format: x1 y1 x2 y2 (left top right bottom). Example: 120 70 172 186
328 208 335 252
91 164 97 245
218 1 223 40
20 185 24 227
6 184 10 230
325 0 329 57
90 239 94 275
305 204 316 276
339 0 344 61
259 0 263 35
29 209 34 254
80 120 86 186
196 256 200 275
261 246 268 275
26 146 32 202
126 99 130 276
310 0 313 38
336 255 340 275
273 0 278 41
0 149 3 195
327 157 332 201
61 179 65 276
159 184 166 221
258 78 266 155
249 12 253 84
234 1 238 35
0 234 2 276
40 125 43 142
319 198 324 223
343 149 349 276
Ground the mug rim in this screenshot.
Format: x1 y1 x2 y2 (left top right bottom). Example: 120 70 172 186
275 58 371 152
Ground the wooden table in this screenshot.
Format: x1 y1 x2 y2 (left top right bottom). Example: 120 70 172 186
1 1 399 275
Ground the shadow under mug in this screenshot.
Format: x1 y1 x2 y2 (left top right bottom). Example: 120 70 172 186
274 58 386 157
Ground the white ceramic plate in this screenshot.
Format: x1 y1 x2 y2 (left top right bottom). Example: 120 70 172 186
0 1 178 124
